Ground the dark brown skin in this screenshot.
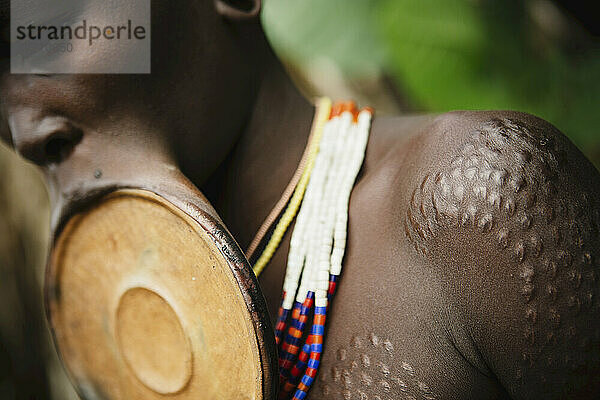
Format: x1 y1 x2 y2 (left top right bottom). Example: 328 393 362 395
1 1 600 399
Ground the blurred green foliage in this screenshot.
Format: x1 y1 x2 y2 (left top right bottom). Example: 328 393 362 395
263 0 600 163
263 0 385 76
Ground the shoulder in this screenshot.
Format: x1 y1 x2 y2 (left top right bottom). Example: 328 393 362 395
397 110 593 250
373 110 600 256
374 110 600 398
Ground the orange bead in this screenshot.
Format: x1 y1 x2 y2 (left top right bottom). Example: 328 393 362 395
314 314 326 325
340 100 357 115
330 102 343 118
361 106 375 116
297 382 309 392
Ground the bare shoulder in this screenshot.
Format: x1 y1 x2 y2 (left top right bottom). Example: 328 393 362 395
368 110 600 398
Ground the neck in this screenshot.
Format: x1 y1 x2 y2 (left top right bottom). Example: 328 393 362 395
202 49 314 250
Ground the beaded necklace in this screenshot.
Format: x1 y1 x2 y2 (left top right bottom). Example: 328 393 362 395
247 98 373 399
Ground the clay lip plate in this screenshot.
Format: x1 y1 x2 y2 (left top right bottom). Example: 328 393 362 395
44 189 277 400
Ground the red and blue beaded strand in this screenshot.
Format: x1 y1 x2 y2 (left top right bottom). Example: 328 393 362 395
250 99 372 399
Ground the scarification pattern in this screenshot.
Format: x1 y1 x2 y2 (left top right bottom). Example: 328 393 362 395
404 117 600 390
312 334 435 400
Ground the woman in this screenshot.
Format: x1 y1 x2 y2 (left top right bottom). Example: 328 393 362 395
1 1 599 398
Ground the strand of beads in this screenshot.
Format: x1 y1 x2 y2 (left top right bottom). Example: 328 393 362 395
330 108 372 277
270 98 332 346
289 104 372 400
278 102 341 385
253 99 373 400
291 106 371 400
277 103 345 397
286 104 356 393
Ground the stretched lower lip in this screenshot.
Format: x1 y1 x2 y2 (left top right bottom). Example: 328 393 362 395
48 163 220 244
51 184 120 241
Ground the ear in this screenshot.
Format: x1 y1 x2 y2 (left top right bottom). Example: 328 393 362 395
214 0 261 21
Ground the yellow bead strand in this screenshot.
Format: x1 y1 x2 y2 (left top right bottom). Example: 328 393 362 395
252 97 332 277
